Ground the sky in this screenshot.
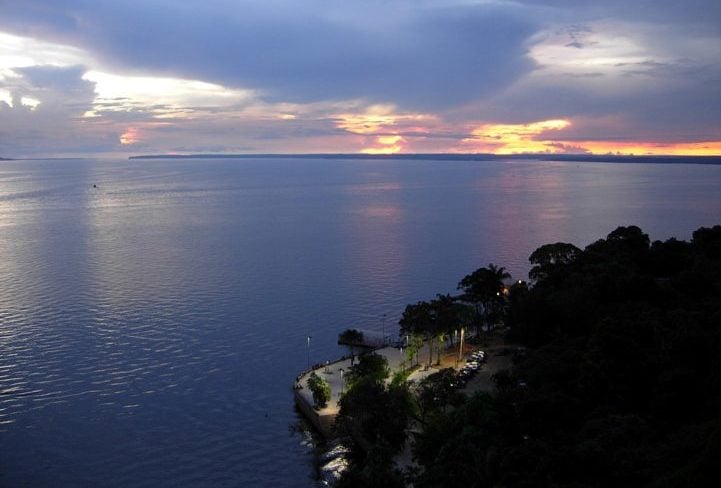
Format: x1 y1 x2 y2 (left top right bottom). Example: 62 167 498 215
1 0 720 157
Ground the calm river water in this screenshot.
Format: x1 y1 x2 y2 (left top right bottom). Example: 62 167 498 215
1 157 720 486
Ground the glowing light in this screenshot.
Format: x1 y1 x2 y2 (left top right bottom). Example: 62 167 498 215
0 88 12 106
336 105 400 134
0 91 41 109
20 96 40 109
278 113 296 120
460 117 721 155
463 119 572 154
335 104 433 136
567 141 721 156
361 135 405 154
530 28 648 74
0 32 86 70
377 135 403 145
120 128 140 145
83 70 253 117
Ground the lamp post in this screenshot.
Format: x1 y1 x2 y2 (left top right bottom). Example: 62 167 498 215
306 335 312 370
339 368 345 396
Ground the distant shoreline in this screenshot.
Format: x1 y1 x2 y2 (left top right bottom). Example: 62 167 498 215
129 153 721 165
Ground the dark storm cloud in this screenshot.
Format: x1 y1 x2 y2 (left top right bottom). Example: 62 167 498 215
519 0 721 28
0 0 537 110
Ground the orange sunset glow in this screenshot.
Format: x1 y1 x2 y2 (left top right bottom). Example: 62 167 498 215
461 119 571 154
451 119 721 156
361 135 405 154
1 3 719 158
119 127 140 145
564 141 721 156
2 2 721 487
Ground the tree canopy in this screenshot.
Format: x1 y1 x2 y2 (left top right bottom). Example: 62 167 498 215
307 372 331 409
416 225 721 487
458 264 511 329
334 225 721 486
336 352 412 486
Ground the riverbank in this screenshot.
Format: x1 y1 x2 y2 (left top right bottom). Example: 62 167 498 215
294 345 413 436
294 328 516 437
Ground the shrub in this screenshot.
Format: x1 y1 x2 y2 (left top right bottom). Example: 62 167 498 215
308 372 331 408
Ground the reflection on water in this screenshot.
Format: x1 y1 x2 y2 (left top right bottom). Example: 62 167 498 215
0 157 720 486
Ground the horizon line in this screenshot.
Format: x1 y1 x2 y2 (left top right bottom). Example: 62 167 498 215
127 153 721 164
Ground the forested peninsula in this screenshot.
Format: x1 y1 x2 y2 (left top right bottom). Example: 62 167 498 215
334 225 721 487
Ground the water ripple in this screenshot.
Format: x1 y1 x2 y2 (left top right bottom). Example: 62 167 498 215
2 157 721 486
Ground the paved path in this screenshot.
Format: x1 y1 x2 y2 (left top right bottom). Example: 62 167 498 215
295 331 518 428
296 345 427 415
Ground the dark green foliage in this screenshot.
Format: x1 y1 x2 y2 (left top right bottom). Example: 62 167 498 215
414 225 721 487
458 263 511 303
307 372 331 408
416 368 465 421
529 242 581 282
691 225 721 258
458 264 511 330
336 352 414 485
337 381 413 453
399 294 464 365
339 328 364 344
399 300 435 365
414 393 513 488
346 353 389 388
335 442 406 488
336 381 414 485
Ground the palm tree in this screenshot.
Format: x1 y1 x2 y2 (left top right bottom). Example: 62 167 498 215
430 294 460 365
457 263 511 332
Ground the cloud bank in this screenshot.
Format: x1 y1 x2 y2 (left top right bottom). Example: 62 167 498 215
0 0 719 156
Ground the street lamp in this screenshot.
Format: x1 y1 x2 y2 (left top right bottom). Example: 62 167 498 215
307 335 312 370
339 368 345 396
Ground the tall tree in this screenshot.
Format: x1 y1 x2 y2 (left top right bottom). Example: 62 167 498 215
458 263 510 331
399 301 436 366
430 294 460 364
528 242 581 282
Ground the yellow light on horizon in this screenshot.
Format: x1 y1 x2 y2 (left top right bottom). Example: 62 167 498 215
335 104 433 136
573 140 721 156
377 135 403 145
361 146 402 155
361 134 405 154
336 105 399 135
464 119 572 153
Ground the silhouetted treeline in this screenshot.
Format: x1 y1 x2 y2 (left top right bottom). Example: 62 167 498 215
415 225 721 487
